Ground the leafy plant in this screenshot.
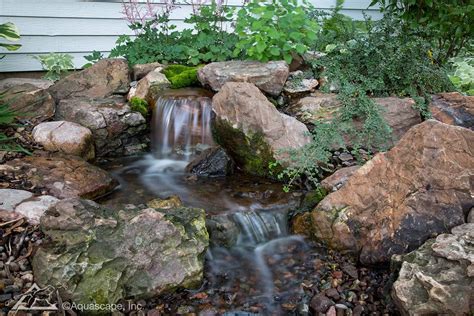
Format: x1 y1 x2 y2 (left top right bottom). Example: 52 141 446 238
449 56 474 96
369 0 473 64
0 94 30 154
83 50 104 68
163 65 201 89
33 53 74 81
277 15 454 190
0 22 21 53
130 96 149 116
233 0 318 63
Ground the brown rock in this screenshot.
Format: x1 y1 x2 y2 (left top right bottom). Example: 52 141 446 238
309 120 474 264
288 93 421 144
321 166 360 192
128 69 170 100
2 155 117 199
132 62 164 81
198 60 289 96
310 293 334 313
32 121 95 160
430 92 474 129
48 58 130 101
1 84 55 122
212 82 310 176
0 78 53 90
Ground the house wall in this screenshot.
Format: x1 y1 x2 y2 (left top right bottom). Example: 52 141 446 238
0 0 381 72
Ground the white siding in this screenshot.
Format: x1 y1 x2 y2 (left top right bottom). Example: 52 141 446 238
0 0 381 72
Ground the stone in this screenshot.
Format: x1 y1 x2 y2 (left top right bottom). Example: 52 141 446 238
468 207 474 223
0 78 53 90
48 58 130 101
206 214 240 247
308 120 474 264
147 196 182 209
430 92 474 129
2 155 117 199
310 293 334 313
283 71 319 96
212 82 310 177
32 121 95 160
55 96 148 157
1 84 55 122
287 94 422 143
14 195 59 224
321 166 360 192
198 60 289 96
32 198 208 306
392 223 474 315
127 69 170 100
185 146 234 177
0 189 33 211
132 62 164 81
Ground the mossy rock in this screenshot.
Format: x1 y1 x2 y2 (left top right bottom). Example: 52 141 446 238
163 65 201 89
130 96 149 116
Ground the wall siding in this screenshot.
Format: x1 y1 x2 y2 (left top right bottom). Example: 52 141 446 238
0 0 381 72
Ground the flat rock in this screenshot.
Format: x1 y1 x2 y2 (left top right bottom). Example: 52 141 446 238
308 120 474 264
14 195 59 224
212 82 310 177
55 96 147 157
48 58 130 101
430 92 474 129
32 121 95 160
1 84 55 122
283 71 319 96
32 198 209 305
0 78 53 90
198 60 289 96
2 155 118 199
392 223 474 315
0 189 33 211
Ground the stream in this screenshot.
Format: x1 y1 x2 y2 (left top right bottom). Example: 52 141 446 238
98 89 391 315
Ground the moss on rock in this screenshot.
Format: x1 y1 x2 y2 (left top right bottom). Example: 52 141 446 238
163 65 201 89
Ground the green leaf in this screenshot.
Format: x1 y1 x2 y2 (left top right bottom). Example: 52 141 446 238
270 47 280 56
0 22 20 41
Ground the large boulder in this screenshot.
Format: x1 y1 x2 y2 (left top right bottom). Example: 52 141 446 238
198 61 289 96
48 58 130 101
1 84 55 122
392 223 474 315
430 92 474 129
1 155 117 199
32 121 95 160
55 96 148 156
287 93 422 144
308 120 474 264
32 198 208 305
212 82 310 177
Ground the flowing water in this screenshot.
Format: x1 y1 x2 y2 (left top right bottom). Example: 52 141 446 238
100 88 392 315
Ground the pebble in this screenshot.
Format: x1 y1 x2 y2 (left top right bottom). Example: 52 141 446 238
342 263 358 279
8 262 20 272
310 293 335 313
0 294 12 302
325 288 340 301
4 285 21 293
338 153 353 162
21 273 34 282
353 305 364 316
326 306 336 316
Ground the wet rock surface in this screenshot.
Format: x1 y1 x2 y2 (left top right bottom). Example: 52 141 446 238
212 82 310 177
32 121 95 160
392 223 474 315
430 92 474 129
198 60 289 96
1 83 55 123
185 146 234 177
309 120 474 264
48 58 130 101
1 154 117 199
32 197 209 306
55 96 148 156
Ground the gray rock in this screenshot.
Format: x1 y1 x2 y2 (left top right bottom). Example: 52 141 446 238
198 60 289 96
14 195 59 224
310 293 334 313
0 189 33 211
132 62 164 81
32 198 209 306
185 147 234 177
283 71 319 96
55 96 148 157
0 78 53 90
468 207 474 223
392 223 474 315
32 121 95 160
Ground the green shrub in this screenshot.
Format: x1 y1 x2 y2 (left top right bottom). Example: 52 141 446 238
130 96 149 116
233 0 318 64
163 65 200 89
449 55 474 96
277 16 454 190
0 94 30 154
33 53 74 81
369 0 473 64
83 50 104 68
